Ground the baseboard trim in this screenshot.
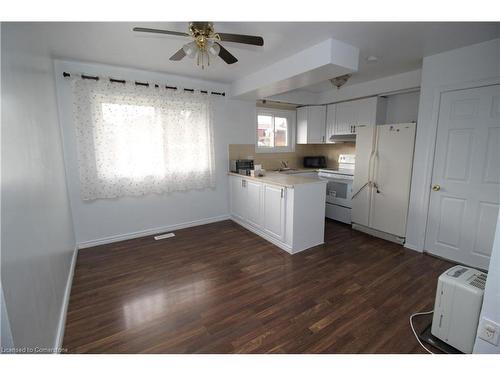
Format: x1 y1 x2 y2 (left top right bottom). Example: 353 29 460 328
54 245 78 353
77 215 231 249
352 223 405 245
404 241 424 253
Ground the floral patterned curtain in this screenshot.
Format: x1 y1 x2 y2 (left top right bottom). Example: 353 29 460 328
71 78 215 200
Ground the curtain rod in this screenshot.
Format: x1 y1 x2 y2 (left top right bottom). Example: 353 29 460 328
62 72 226 96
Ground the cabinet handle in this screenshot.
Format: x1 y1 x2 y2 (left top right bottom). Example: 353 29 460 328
322 135 325 142
352 125 356 133
281 188 284 198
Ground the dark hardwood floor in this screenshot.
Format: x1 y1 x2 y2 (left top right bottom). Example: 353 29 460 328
63 219 453 353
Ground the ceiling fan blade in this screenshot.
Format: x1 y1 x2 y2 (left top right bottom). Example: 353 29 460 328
216 43 238 64
133 27 189 37
169 48 187 61
218 33 264 46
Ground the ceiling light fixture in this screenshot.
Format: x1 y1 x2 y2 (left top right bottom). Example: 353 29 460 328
330 74 352 89
182 39 220 69
134 22 264 69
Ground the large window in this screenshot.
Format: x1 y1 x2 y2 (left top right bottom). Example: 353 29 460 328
256 108 295 153
72 79 215 200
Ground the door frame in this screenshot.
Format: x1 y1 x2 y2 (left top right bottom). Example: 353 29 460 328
412 77 500 262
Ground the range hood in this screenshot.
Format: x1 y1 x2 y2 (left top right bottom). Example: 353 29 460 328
328 134 356 143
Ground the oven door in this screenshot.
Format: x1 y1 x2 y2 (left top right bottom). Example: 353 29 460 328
322 177 353 208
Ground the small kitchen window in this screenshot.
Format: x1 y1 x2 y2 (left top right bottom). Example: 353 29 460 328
256 108 295 153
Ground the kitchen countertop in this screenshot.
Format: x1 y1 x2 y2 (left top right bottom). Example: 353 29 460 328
274 168 319 174
228 171 325 188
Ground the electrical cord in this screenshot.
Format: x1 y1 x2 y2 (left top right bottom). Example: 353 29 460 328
351 181 369 199
409 310 436 354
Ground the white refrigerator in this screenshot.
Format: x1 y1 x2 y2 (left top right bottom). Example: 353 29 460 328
351 123 416 243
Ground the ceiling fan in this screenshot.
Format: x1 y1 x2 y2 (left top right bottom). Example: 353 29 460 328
133 22 264 69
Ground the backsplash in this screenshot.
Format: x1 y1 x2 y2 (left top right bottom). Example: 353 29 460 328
228 143 356 171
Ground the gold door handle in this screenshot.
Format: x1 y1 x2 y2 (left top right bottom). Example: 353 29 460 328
432 184 441 191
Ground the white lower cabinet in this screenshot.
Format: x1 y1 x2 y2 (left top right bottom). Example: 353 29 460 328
230 175 246 221
229 174 327 254
245 180 263 228
262 184 286 241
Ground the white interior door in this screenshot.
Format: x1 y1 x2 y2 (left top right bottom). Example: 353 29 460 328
425 84 500 269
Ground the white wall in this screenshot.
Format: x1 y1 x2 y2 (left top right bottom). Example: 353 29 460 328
474 212 500 353
265 69 422 106
1 284 14 350
266 90 320 106
384 91 420 124
1 23 76 349
318 69 422 104
405 38 500 252
54 60 256 247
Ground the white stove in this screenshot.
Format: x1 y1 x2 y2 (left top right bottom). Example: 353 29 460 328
318 154 355 224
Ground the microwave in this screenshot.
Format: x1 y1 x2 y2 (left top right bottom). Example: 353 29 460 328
303 156 327 169
230 159 254 175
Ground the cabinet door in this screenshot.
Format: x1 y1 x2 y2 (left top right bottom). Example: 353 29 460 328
230 176 245 221
263 184 286 241
296 107 308 144
308 106 327 143
355 97 378 131
245 180 263 228
335 101 356 135
325 104 336 143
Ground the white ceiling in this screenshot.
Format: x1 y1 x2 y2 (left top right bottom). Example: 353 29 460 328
32 22 500 92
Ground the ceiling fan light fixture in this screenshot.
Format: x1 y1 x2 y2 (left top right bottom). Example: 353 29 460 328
135 22 262 68
182 41 198 59
207 41 220 57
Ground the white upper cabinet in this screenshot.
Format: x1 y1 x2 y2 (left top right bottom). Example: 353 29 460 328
325 104 336 143
298 97 386 143
296 106 327 144
355 97 375 127
330 97 386 136
335 101 357 135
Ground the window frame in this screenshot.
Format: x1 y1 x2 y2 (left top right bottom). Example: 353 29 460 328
255 108 296 153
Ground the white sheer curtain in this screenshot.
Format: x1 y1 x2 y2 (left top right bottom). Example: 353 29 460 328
71 78 215 200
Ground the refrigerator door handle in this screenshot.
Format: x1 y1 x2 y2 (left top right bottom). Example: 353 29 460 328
368 150 376 185
372 151 379 192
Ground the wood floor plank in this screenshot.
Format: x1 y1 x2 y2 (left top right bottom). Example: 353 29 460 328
63 219 453 353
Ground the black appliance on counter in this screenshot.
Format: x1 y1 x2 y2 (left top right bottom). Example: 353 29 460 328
230 159 254 175
303 156 327 169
